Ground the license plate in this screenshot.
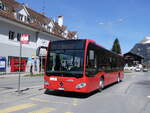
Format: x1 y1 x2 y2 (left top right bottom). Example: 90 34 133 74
58 88 64 90
50 77 57 81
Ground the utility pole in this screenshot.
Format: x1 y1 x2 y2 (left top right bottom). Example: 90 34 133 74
41 56 43 74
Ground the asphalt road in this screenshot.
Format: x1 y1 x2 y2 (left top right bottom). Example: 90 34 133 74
0 72 150 113
0 75 43 92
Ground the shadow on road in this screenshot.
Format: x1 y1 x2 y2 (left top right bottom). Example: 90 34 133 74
44 82 121 98
0 87 14 89
136 80 150 86
44 89 100 99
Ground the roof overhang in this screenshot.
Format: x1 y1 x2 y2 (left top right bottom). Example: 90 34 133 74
0 15 63 40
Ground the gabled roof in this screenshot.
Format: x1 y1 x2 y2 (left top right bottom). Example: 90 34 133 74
0 0 77 40
1 0 19 12
27 7 51 24
15 4 30 16
124 52 144 59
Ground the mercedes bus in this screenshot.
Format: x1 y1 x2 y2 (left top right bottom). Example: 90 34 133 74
44 39 124 93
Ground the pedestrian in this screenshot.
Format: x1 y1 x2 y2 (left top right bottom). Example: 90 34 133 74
30 63 33 75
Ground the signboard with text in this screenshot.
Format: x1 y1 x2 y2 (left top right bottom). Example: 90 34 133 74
20 34 29 44
0 57 6 72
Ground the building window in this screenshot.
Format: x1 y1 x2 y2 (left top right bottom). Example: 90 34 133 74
47 26 51 32
17 13 24 21
24 16 27 22
9 31 15 40
17 33 21 41
27 16 31 23
24 16 30 23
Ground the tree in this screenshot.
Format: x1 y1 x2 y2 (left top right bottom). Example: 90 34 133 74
111 38 122 54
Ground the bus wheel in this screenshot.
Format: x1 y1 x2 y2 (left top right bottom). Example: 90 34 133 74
98 78 104 92
117 76 120 83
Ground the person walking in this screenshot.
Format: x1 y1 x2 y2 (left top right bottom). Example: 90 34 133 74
30 63 33 75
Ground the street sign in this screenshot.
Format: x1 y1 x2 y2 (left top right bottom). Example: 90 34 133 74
0 57 6 72
20 34 29 44
0 60 5 69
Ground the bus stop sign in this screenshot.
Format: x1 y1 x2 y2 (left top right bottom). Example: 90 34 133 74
20 34 29 44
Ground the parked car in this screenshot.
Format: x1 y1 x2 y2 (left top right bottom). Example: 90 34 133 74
143 68 148 72
135 67 141 72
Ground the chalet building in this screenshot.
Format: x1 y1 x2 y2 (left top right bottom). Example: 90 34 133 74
124 52 144 67
0 0 78 73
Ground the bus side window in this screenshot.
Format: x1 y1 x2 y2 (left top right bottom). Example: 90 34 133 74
89 50 95 67
86 48 98 77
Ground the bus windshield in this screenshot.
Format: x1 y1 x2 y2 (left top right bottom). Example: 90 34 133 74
46 49 84 78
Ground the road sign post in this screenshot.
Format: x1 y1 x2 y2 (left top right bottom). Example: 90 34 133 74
18 34 29 94
18 42 22 94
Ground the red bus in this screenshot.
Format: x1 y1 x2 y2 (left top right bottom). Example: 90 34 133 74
44 39 124 93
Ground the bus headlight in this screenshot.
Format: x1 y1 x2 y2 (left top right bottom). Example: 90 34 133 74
76 83 86 89
44 80 49 85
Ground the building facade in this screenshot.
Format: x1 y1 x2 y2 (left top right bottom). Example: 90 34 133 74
124 52 144 67
0 0 78 73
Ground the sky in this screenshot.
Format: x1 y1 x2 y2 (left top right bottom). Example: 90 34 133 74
17 0 150 53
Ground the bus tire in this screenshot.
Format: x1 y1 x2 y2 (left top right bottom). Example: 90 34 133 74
44 89 52 94
98 78 104 92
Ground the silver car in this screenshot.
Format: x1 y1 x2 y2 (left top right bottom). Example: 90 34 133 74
143 68 148 72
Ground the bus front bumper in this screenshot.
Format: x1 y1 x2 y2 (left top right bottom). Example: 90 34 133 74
44 77 89 93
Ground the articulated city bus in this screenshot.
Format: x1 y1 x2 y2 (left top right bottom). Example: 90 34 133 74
44 39 124 93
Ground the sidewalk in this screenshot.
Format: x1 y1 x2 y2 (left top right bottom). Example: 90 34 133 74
0 72 30 78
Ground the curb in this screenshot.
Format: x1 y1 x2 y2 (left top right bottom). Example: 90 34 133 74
0 74 26 78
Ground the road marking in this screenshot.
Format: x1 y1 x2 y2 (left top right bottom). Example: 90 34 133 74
0 104 35 113
73 99 78 106
30 98 49 103
66 112 73 113
29 107 55 113
30 98 69 105
53 101 68 104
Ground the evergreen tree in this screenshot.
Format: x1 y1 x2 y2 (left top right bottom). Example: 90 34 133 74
111 38 122 54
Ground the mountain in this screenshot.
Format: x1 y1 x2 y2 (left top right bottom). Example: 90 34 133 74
130 37 150 63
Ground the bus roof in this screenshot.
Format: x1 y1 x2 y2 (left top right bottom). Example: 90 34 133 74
50 39 123 57
85 39 123 57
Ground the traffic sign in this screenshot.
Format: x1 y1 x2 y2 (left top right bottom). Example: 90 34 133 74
20 34 29 44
